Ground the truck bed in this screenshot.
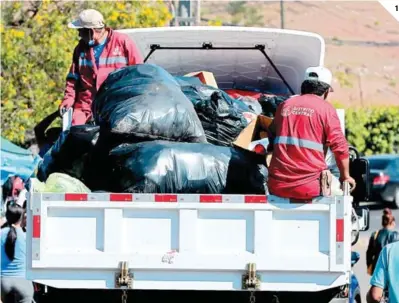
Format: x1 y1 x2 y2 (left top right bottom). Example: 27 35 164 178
26 191 352 292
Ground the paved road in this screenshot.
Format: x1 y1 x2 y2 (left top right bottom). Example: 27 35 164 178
352 202 399 302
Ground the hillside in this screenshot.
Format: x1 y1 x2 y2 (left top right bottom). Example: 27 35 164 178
201 1 399 107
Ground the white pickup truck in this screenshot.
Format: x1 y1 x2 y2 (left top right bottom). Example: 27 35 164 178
26 27 370 303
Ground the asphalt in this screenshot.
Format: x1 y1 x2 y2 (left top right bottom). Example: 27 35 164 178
352 202 399 302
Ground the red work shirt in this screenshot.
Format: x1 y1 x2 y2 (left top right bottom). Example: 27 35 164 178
268 94 349 200
62 28 143 115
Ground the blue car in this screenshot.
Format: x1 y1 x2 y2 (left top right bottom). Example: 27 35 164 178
350 251 362 303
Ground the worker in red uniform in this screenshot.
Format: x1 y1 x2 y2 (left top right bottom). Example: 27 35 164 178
267 66 356 200
60 9 143 125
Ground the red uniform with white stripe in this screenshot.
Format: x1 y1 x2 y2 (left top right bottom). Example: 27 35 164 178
268 94 349 200
62 28 143 125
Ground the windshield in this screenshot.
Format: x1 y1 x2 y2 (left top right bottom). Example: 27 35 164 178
368 159 392 170
144 46 296 95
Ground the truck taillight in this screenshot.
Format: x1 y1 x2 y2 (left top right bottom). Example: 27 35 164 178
373 175 390 185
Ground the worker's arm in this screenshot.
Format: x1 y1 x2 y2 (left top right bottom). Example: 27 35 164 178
124 37 144 65
367 287 384 303
323 106 355 187
60 46 80 113
367 246 388 303
34 110 59 147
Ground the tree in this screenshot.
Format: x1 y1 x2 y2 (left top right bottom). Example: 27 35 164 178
227 1 246 25
243 7 264 27
227 1 247 15
0 0 171 145
226 2 263 27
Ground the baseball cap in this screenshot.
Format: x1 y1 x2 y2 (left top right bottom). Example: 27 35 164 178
68 9 105 29
304 66 334 92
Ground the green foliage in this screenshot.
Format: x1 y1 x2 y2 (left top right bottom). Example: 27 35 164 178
227 2 263 26
330 100 345 109
1 0 171 145
388 78 397 87
208 19 223 26
227 1 247 15
243 7 264 27
345 106 399 155
335 71 354 88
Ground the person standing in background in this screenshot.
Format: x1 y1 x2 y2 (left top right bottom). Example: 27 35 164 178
1 203 33 303
60 9 143 126
366 208 399 276
367 241 399 303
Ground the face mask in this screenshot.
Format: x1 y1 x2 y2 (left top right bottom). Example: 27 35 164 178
87 29 96 46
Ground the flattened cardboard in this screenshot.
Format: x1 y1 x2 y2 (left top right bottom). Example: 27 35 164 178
233 115 273 151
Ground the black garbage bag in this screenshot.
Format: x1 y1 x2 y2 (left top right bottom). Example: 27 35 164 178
93 64 207 143
258 95 289 118
108 140 267 194
37 125 100 182
235 96 263 115
82 129 120 191
179 81 254 146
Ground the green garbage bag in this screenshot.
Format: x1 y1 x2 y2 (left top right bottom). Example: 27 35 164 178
31 178 46 193
31 173 91 193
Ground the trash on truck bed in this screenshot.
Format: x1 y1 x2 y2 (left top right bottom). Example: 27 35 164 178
107 140 267 194
179 79 255 146
37 125 99 182
31 173 91 193
93 64 207 144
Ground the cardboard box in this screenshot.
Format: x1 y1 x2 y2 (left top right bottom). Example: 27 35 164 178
184 71 218 89
233 115 273 151
233 115 274 167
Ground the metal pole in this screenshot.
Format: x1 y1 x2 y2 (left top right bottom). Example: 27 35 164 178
280 0 285 29
173 0 179 26
195 0 201 26
343 181 350 196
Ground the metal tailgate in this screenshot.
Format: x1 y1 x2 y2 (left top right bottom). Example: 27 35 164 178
26 191 351 291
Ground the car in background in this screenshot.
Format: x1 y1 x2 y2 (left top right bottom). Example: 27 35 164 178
365 154 399 208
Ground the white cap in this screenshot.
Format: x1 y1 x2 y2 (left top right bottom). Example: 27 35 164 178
68 9 105 29
304 66 334 91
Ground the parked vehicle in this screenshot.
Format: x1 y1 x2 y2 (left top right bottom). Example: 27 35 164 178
27 27 370 303
366 154 399 208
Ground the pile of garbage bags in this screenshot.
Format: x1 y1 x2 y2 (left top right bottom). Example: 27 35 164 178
37 64 276 194
108 141 266 194
93 65 207 144
179 79 253 146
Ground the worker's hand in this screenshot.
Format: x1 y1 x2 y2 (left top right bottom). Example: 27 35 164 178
340 176 356 192
59 100 74 116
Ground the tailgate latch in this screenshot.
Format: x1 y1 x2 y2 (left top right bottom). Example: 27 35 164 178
242 263 261 290
115 261 133 289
